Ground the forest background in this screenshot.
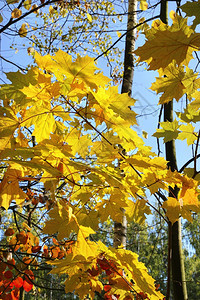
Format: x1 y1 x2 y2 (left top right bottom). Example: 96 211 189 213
0 0 200 300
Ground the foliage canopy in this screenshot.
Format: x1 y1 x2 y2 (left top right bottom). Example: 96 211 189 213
1 1 200 300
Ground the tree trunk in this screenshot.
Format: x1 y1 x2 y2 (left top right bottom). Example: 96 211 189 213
160 2 188 299
114 0 137 249
164 102 188 300
121 0 137 96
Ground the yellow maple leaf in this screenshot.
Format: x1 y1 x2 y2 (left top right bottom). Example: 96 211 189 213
162 176 200 223
72 226 98 259
22 106 56 143
91 86 137 127
96 194 127 223
21 82 60 104
43 205 78 240
35 49 110 90
126 199 151 224
34 52 56 72
135 27 200 70
0 165 27 210
150 62 200 104
66 130 92 157
0 108 19 150
153 119 180 143
106 247 165 299
177 123 197 145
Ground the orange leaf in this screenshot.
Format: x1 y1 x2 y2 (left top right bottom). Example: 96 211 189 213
11 288 20 300
13 277 23 288
16 231 28 245
23 280 33 292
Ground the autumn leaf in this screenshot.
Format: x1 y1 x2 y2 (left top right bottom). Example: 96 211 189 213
22 106 56 143
11 8 22 18
19 23 28 37
72 226 98 259
100 244 165 299
66 130 92 157
96 194 127 223
43 205 78 239
150 62 200 104
162 176 200 223
177 123 197 146
126 199 151 224
0 109 19 150
181 1 200 29
153 119 180 143
135 24 200 70
0 68 38 106
0 165 27 210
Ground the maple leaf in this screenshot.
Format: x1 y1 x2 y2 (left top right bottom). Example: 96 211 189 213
96 194 127 223
0 68 37 106
22 106 57 143
35 50 110 90
124 155 167 171
21 82 60 105
77 209 99 231
43 205 79 239
0 165 27 209
135 26 200 70
101 245 165 299
153 119 180 143
177 123 197 146
66 129 92 157
162 176 200 223
125 199 151 225
181 1 200 29
0 108 19 150
150 62 200 104
34 52 56 73
177 104 200 123
91 86 137 127
72 226 98 259
64 272 91 299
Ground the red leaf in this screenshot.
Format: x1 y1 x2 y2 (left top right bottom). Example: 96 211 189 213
104 285 112 292
13 277 23 288
24 269 34 280
23 280 33 292
4 270 13 279
0 262 6 272
97 257 110 270
31 246 41 253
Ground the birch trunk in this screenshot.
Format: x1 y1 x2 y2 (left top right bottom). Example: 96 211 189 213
114 0 137 248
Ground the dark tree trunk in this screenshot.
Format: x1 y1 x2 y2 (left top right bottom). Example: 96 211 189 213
161 2 188 298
